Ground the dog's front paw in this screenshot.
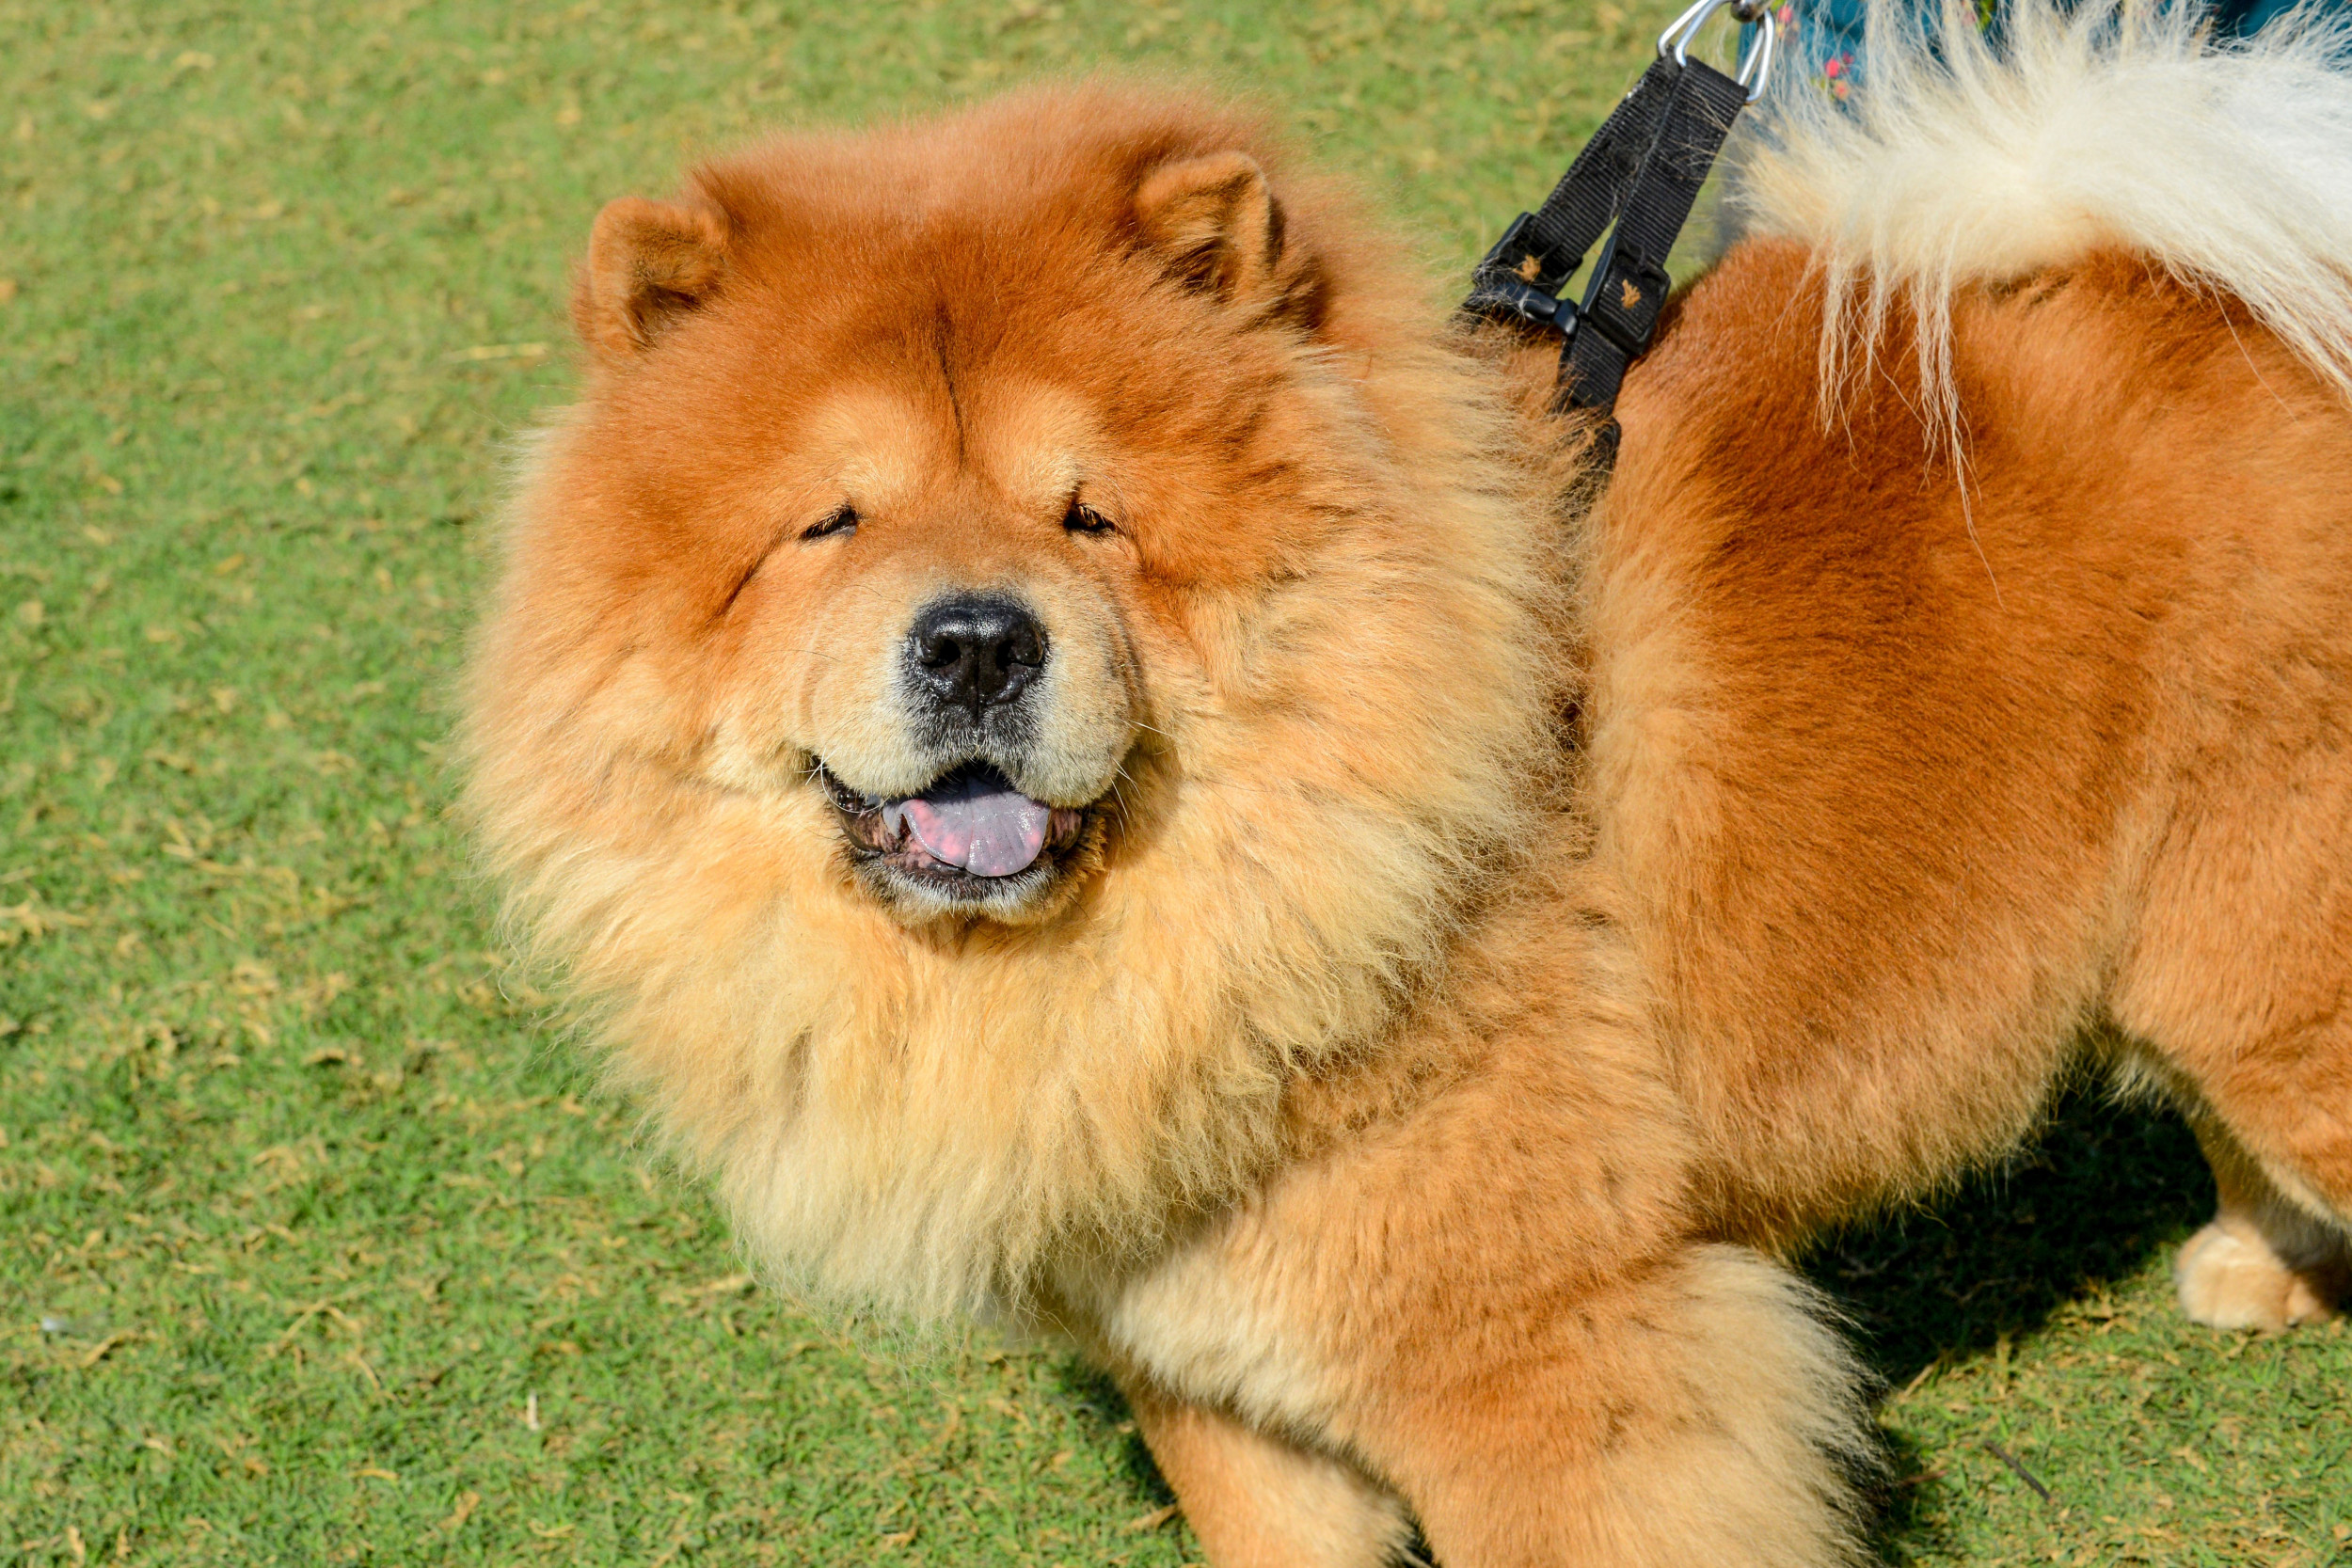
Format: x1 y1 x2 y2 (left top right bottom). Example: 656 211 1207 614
2173 1217 2342 1332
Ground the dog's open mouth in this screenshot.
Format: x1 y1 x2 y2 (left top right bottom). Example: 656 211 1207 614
818 762 1089 892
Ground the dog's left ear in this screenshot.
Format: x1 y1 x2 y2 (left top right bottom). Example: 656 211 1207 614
1133 151 1327 328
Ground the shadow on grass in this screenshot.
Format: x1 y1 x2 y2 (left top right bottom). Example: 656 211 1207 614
1805 1087 2215 1561
1806 1086 2211 1380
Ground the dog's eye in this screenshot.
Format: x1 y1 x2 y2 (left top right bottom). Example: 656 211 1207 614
1063 500 1116 536
802 505 858 542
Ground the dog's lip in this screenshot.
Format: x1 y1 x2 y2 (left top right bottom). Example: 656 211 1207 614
814 760 1090 888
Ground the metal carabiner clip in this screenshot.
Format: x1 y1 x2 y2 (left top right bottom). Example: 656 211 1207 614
1658 0 1778 102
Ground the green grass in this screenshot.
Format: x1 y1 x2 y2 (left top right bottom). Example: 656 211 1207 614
1 0 2346 1562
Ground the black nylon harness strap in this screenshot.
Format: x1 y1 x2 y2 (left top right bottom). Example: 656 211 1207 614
1460 55 1682 335
1557 59 1749 412
1460 53 1753 419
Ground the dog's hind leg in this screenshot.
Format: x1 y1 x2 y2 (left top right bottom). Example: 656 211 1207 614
1118 1382 1415 1568
2171 1117 2350 1331
2107 750 2352 1329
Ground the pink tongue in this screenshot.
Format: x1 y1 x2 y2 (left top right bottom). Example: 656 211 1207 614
898 773 1051 878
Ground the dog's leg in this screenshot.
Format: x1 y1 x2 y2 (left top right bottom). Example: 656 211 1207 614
1120 1382 1415 1568
1354 1244 1872 1568
2106 752 2352 1330
2173 1117 2350 1332
1090 906 1875 1566
1097 1209 1870 1566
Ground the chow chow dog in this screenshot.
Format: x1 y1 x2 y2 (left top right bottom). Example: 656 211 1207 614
461 3 2352 1560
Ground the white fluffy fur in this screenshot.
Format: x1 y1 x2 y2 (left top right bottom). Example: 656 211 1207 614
1733 0 2352 440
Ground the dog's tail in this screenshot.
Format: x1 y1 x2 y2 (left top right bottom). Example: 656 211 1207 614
1731 0 2352 438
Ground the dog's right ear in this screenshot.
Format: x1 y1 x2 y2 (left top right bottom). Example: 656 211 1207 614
572 197 731 361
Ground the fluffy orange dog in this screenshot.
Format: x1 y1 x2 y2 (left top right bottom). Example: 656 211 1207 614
463 6 2352 1561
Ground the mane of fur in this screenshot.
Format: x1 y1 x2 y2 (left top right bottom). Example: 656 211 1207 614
1732 0 2352 441
459 87 1568 1323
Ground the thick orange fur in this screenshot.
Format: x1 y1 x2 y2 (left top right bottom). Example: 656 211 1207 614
462 63 2352 1568
1597 239 2352 1306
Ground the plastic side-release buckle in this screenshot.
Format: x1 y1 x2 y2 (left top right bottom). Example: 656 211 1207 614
1462 212 1574 336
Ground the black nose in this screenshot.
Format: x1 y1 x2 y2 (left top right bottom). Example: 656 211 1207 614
907 594 1048 714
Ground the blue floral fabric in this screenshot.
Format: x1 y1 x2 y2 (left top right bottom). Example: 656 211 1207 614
1755 0 2333 98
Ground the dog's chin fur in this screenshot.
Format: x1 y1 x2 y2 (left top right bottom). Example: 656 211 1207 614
458 85 1568 1319
855 844 1076 927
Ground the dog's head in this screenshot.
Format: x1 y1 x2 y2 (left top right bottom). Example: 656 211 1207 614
461 86 1568 1309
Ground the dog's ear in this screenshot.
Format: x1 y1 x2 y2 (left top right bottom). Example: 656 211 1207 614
1133 151 1326 328
573 196 731 360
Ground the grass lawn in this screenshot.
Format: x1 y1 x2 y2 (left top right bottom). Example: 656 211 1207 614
3 0 2347 1562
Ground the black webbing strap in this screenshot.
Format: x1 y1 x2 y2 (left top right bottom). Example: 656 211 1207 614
1558 59 1747 410
1460 55 1681 335
1462 55 1752 418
